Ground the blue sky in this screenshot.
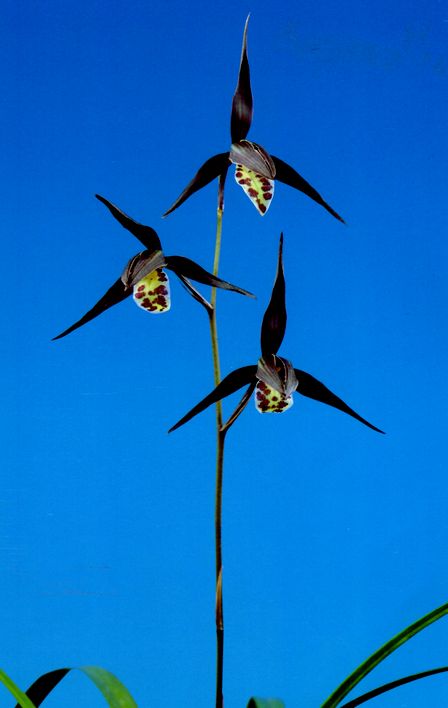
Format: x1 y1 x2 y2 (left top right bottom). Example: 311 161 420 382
2 0 448 705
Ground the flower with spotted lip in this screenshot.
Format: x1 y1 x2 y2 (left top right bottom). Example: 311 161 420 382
52 195 253 340
164 17 344 221
169 235 383 434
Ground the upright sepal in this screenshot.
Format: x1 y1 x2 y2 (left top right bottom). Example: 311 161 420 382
169 365 257 432
260 234 286 356
95 194 162 250
295 369 384 433
52 278 131 340
230 15 253 143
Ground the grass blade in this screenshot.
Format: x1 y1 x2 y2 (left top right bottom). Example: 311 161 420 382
247 698 285 707
340 666 448 707
0 669 36 708
321 601 448 707
16 666 137 707
80 666 137 707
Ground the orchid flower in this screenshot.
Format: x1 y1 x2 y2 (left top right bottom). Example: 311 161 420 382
53 195 253 340
169 235 383 434
164 17 344 221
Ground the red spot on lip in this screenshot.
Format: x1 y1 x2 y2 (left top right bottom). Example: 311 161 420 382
137 284 145 291
248 188 258 197
142 298 151 307
135 292 145 299
259 204 267 213
261 184 271 192
264 193 272 200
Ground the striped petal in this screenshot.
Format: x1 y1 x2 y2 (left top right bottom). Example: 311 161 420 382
234 164 275 215
254 380 294 414
133 268 170 313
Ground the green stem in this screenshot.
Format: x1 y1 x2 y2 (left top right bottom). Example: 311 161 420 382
208 190 225 708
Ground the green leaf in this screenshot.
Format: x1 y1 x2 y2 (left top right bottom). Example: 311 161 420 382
80 666 138 707
247 698 285 708
18 666 137 707
321 601 448 707
0 669 36 708
340 666 448 707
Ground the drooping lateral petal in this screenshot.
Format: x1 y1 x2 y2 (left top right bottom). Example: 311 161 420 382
270 155 345 223
52 278 131 340
163 153 230 216
95 194 162 250
260 234 286 356
294 369 384 433
169 365 257 432
165 255 254 297
230 15 253 143
176 273 212 311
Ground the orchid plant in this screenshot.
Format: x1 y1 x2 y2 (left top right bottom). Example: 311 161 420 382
10 13 446 708
53 194 253 340
164 17 344 221
170 235 383 435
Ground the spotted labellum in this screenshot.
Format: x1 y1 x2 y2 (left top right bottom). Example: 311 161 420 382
164 17 343 221
53 195 253 340
169 235 383 434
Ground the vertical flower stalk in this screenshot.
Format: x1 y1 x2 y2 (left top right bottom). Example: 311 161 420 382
208 172 228 708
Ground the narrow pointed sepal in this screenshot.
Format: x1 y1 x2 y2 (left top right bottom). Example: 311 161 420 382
95 194 162 250
260 234 286 356
295 369 385 433
163 153 230 216
133 269 170 313
166 255 254 297
270 155 345 223
230 15 253 143
169 365 257 432
52 278 131 340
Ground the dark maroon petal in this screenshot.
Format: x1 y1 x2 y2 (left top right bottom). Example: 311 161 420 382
166 255 254 297
95 194 162 250
169 365 257 432
229 140 276 179
18 669 70 707
221 381 257 432
230 15 253 143
163 153 230 216
52 278 131 340
260 234 286 356
176 273 212 312
270 156 345 223
295 369 384 433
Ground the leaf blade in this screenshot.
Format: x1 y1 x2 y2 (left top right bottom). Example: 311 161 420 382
0 669 36 708
340 666 448 707
320 602 448 707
